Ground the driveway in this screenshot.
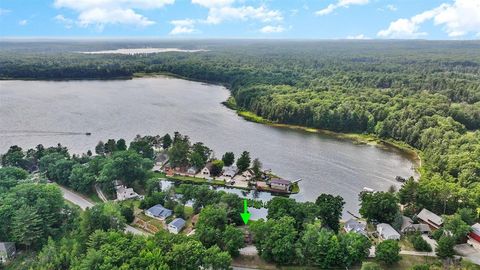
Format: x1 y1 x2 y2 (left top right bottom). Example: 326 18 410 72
59 185 149 236
454 244 480 265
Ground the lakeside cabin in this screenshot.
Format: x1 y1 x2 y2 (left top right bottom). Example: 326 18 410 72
269 178 292 191
415 208 443 229
222 165 238 178
344 219 367 236
401 216 431 235
201 163 214 178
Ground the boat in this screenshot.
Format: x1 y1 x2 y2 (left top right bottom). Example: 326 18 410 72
85 132 92 136
395 176 406 182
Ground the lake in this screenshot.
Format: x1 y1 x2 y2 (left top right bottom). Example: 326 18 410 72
0 76 417 217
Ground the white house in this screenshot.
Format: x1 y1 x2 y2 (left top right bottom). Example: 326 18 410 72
115 184 143 201
201 163 213 178
168 218 186 234
145 204 172 220
377 223 401 240
222 166 238 178
187 166 198 175
0 242 15 264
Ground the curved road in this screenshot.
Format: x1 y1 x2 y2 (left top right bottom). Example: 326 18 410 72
58 185 149 236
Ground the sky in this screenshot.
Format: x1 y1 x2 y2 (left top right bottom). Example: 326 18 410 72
0 0 479 39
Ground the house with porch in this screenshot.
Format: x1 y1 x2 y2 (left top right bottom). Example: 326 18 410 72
269 178 292 191
416 208 443 229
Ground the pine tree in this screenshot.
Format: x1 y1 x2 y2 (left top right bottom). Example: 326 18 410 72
12 205 44 248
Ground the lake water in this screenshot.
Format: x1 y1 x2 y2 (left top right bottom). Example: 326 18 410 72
0 77 417 216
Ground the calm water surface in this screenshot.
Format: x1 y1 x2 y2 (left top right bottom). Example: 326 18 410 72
0 77 417 216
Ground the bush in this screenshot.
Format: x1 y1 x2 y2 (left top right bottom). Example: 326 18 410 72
410 264 430 270
431 228 444 241
409 233 432 252
376 240 401 265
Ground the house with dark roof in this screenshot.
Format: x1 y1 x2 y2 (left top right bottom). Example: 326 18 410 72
0 242 15 264
269 178 291 191
344 219 367 236
416 208 443 229
401 216 431 235
168 218 186 234
145 204 172 220
222 165 238 178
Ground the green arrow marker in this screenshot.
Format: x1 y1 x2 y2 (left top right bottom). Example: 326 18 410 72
240 199 251 225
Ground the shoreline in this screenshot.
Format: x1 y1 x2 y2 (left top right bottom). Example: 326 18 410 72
222 97 422 175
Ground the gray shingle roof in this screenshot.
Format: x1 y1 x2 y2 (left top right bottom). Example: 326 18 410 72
169 218 186 229
147 204 172 218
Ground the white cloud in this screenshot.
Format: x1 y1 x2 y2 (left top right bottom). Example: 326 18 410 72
191 0 234 8
54 14 74 28
316 0 369 16
378 0 480 38
346 34 369 39
53 0 174 28
386 4 397 11
260 25 285 33
18 19 28 26
0 8 11 16
169 19 196 35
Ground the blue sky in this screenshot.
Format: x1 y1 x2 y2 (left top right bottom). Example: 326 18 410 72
0 0 479 39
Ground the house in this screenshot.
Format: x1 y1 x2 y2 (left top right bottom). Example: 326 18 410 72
222 166 238 178
467 223 480 250
153 153 169 172
269 178 292 191
344 219 367 236
400 216 431 235
416 208 443 229
115 183 143 201
377 223 401 240
201 163 214 178
145 204 172 220
0 242 15 264
187 166 198 175
242 169 254 180
168 218 186 234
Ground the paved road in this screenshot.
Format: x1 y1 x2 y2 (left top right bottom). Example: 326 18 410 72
59 185 149 236
455 244 480 265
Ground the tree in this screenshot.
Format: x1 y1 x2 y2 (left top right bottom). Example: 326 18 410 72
221 225 244 257
12 205 44 248
1 145 26 169
409 233 432 252
436 235 455 259
167 240 205 270
315 193 345 233
360 191 399 223
190 142 212 168
251 158 262 178
99 150 153 186
211 159 224 177
236 151 251 172
222 152 235 167
443 214 471 243
162 133 172 149
375 240 401 265
49 159 76 185
299 222 341 268
129 139 154 159
250 216 298 265
219 193 243 224
79 203 126 240
457 208 477 225
69 164 95 193
116 138 127 151
169 135 190 167
104 139 117 154
203 245 232 270
0 167 29 191
174 204 185 219
340 232 371 267
95 141 105 155
196 206 228 248
120 204 135 223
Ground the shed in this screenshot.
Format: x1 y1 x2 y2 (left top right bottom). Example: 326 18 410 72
168 218 186 234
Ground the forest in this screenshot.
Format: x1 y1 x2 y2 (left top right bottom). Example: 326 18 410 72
1 40 479 215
